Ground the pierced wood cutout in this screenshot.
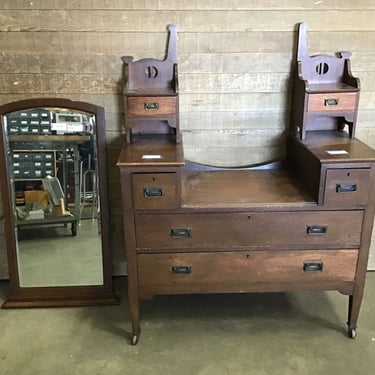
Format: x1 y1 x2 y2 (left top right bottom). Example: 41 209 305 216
121 24 180 143
292 22 360 139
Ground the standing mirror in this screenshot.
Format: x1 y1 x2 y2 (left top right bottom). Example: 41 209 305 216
0 98 117 307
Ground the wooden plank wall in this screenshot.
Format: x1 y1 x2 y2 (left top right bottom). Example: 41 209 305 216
0 0 374 276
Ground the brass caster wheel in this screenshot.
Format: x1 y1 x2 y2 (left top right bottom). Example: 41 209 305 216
348 328 357 339
131 333 139 345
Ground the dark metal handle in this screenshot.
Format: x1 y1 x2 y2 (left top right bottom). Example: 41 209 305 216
172 265 192 275
307 225 327 235
303 262 323 272
324 98 339 106
336 183 357 193
171 228 191 239
143 187 164 197
144 102 159 110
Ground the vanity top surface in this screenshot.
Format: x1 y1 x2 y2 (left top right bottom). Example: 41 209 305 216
181 169 315 209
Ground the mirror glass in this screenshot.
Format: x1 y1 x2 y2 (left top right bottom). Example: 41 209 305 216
4 106 103 287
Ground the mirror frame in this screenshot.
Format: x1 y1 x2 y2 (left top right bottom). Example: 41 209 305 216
0 98 118 307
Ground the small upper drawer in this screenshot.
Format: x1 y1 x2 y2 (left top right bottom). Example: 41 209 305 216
307 92 357 112
127 96 177 116
132 172 178 210
323 168 370 207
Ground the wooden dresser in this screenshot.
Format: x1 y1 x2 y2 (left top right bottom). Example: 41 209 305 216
117 131 375 345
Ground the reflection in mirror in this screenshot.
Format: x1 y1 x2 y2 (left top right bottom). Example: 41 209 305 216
0 99 117 307
7 107 102 287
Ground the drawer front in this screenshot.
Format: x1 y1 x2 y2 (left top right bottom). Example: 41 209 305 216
135 211 363 250
307 92 357 112
323 168 370 207
127 96 177 116
132 173 177 209
138 250 358 296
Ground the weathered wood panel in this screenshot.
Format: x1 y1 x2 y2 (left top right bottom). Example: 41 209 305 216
0 1 374 276
2 0 374 11
1 10 375 32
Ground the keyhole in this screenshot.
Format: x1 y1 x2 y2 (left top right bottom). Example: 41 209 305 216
316 62 329 75
145 66 158 79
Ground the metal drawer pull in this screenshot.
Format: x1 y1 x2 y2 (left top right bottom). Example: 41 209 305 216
303 262 323 272
336 183 357 193
306 225 327 235
324 98 339 106
171 228 191 239
144 102 159 111
172 265 192 275
143 187 164 197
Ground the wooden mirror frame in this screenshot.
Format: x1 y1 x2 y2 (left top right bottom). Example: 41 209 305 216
0 98 118 307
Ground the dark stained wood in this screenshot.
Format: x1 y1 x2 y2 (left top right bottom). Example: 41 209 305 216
137 250 358 298
116 134 184 167
291 22 360 139
135 211 363 251
181 169 314 208
118 129 375 344
121 24 180 144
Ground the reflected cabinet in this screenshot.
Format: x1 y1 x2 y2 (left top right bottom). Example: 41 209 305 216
0 98 117 307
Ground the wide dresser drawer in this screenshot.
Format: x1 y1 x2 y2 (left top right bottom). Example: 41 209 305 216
138 250 358 297
127 96 177 116
135 211 363 250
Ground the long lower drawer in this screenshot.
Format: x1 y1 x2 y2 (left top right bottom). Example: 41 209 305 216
138 250 358 298
135 211 363 250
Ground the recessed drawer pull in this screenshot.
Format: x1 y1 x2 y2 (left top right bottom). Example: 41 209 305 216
303 262 323 272
171 265 192 275
143 187 164 197
171 228 191 239
306 225 327 235
336 183 357 193
144 102 159 111
324 98 339 106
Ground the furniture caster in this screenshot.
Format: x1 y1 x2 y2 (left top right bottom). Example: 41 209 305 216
348 327 357 339
71 222 77 236
131 333 140 345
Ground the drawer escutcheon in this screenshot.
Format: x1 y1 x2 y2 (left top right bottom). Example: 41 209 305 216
171 228 191 239
171 265 192 275
303 262 323 272
306 225 327 235
143 187 164 197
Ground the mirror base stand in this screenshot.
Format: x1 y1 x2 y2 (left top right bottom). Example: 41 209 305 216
1 294 120 309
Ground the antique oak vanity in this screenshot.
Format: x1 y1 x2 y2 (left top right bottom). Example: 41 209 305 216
117 23 375 345
117 132 375 345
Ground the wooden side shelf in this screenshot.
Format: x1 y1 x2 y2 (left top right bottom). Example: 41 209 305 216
121 25 180 144
291 22 360 139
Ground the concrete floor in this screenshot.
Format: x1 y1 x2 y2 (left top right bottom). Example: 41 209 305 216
0 274 374 375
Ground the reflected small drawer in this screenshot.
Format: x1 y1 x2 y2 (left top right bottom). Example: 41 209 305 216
307 92 357 112
127 96 177 116
132 172 178 210
324 168 370 207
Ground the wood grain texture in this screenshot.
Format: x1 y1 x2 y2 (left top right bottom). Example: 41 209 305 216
0 1 374 275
